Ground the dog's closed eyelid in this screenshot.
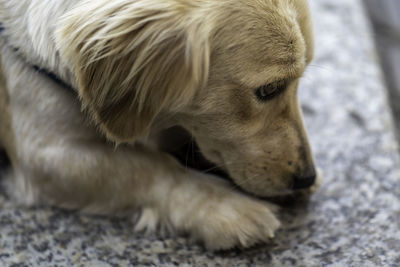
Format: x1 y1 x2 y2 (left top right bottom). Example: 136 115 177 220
238 74 295 90
254 80 288 102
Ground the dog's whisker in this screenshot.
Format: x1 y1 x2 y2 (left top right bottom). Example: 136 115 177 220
191 136 195 164
184 138 193 169
197 160 248 174
238 173 264 186
307 64 334 73
196 162 235 174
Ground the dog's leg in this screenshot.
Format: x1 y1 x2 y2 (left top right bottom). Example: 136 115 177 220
0 43 280 250
9 141 280 250
14 143 280 249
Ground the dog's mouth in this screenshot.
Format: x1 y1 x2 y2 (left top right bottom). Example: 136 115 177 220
167 139 231 180
0 149 10 170
159 126 315 204
157 126 230 180
168 142 309 205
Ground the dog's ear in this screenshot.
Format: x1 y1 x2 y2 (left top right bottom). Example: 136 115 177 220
56 1 211 142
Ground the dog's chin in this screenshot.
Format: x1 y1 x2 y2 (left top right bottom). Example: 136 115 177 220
262 176 322 206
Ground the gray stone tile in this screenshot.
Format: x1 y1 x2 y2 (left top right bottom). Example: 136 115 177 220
364 0 400 29
364 0 400 138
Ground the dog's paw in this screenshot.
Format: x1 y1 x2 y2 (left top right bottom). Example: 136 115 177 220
130 171 280 250
192 193 280 250
160 172 282 250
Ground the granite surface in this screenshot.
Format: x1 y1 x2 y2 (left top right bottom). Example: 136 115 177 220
364 0 400 140
1 0 400 266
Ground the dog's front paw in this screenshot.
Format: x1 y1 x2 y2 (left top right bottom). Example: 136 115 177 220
132 171 281 250
168 175 281 250
193 194 280 250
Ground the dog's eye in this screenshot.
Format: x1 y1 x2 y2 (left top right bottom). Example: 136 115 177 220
255 80 287 101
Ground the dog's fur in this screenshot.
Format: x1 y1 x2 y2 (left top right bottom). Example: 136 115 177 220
0 0 319 250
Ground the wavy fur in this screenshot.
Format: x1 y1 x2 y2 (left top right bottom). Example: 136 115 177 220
56 0 215 141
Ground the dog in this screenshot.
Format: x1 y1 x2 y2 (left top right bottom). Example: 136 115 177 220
0 0 319 250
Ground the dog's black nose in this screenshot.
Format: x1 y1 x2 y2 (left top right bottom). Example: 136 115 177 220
292 168 316 190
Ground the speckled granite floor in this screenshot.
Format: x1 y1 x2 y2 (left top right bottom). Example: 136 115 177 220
364 0 400 140
1 0 400 266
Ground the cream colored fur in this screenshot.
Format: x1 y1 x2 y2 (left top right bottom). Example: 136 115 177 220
0 0 320 250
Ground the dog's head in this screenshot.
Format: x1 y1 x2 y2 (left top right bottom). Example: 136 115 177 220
57 0 316 197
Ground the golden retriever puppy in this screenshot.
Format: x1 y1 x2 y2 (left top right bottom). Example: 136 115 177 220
0 0 318 250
